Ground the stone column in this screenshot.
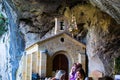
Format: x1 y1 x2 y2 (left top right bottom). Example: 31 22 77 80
26 54 32 80
32 52 38 73
39 50 47 77
78 53 86 71
22 55 27 80
55 18 58 34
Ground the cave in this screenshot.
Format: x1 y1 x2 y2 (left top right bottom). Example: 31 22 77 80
0 0 120 80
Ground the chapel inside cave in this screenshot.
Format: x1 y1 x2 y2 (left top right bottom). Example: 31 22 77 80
0 0 120 80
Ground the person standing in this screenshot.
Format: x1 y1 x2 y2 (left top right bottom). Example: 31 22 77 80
75 69 85 80
69 63 77 80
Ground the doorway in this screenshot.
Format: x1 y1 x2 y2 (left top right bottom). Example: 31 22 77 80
53 54 68 80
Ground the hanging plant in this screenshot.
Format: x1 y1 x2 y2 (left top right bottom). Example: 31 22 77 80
0 13 8 36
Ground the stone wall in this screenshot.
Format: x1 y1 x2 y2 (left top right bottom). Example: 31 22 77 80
38 34 86 76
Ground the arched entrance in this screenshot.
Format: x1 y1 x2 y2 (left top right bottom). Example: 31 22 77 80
53 54 68 80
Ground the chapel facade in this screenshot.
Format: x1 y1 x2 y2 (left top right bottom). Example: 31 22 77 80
22 17 86 80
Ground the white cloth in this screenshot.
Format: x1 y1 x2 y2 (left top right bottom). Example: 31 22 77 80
55 70 65 79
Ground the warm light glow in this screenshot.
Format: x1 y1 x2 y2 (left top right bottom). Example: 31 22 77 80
68 14 79 36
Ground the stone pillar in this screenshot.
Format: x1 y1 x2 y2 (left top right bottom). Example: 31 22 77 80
27 54 32 80
22 55 27 80
82 54 86 72
39 51 47 77
37 51 40 74
54 17 58 34
32 52 38 73
78 53 82 63
78 53 86 71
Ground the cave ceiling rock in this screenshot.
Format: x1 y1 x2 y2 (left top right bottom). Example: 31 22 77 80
11 0 120 37
90 0 120 24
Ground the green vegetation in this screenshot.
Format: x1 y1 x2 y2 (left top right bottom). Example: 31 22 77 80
114 57 120 74
0 13 8 36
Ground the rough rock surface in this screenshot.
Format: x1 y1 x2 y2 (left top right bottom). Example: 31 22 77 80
0 0 25 80
90 0 120 24
0 0 120 80
87 19 120 76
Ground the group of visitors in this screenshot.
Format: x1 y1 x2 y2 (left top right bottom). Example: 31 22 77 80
45 62 114 80
51 63 86 80
69 63 86 80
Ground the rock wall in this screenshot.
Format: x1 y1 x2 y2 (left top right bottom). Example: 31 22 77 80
90 0 120 24
64 4 120 77
0 0 120 80
0 2 9 80
1 1 25 80
86 13 120 77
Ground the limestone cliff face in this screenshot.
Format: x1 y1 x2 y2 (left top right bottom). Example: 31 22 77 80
0 0 25 80
0 2 10 80
0 0 120 80
86 18 120 76
65 4 120 77
90 0 120 24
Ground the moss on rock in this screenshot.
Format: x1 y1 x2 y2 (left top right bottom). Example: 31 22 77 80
0 13 7 36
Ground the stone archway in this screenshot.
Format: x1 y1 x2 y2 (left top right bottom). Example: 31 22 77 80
52 54 68 80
